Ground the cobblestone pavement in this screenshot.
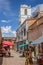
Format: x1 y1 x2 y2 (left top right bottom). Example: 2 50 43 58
2 50 25 65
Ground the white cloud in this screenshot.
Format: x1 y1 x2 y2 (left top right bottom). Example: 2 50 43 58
1 18 15 23
2 33 8 37
1 20 8 23
1 26 11 33
1 26 16 37
11 31 16 37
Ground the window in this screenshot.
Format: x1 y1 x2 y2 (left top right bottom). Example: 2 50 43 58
21 30 23 35
24 28 26 36
25 9 27 15
19 21 21 25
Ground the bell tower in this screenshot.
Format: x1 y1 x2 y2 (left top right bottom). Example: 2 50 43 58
19 5 31 25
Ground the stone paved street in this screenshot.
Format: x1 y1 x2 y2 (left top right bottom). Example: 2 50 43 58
2 50 25 65
0 50 39 65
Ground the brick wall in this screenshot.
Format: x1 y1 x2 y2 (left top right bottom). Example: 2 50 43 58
28 16 43 42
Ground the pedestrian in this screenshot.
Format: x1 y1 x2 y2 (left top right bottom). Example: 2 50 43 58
2 47 6 56
8 46 11 56
25 51 30 65
25 46 33 65
25 46 30 65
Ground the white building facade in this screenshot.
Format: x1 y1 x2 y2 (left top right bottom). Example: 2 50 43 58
16 20 29 51
16 4 43 51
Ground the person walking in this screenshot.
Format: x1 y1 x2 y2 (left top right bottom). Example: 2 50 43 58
25 46 33 65
25 51 30 65
7 46 11 56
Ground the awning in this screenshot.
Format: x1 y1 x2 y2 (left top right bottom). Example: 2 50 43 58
18 43 29 48
2 41 14 46
31 36 43 45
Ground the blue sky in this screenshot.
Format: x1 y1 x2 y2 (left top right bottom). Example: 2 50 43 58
0 0 43 37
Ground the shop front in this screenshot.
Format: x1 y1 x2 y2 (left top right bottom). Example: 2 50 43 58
30 36 43 62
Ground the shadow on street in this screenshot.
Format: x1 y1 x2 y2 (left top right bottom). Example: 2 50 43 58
0 57 3 65
3 55 14 58
19 55 25 57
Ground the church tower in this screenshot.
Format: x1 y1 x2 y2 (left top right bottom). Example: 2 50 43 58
19 5 31 25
